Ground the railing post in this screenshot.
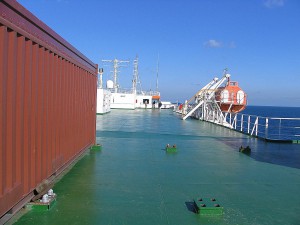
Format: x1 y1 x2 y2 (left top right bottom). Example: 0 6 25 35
241 114 244 132
222 112 226 125
265 117 269 139
255 117 258 136
247 115 250 134
251 117 258 136
233 114 237 129
279 119 282 140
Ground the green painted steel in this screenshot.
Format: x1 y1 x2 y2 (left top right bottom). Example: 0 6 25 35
166 146 177 153
239 146 251 154
194 198 223 216
26 197 56 212
12 110 300 225
90 144 102 151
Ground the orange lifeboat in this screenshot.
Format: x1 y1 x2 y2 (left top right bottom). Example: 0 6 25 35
215 78 247 113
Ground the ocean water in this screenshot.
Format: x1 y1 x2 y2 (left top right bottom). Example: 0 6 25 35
243 105 300 118
13 108 300 225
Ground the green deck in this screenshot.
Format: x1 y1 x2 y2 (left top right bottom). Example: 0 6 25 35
12 110 300 225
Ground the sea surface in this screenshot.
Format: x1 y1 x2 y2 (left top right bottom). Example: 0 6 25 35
13 107 300 225
243 105 300 118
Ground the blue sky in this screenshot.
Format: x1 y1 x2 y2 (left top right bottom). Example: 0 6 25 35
17 0 300 106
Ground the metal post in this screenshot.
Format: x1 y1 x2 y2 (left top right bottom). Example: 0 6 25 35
265 118 269 139
234 114 237 129
247 115 250 134
279 119 282 140
241 114 244 132
255 117 258 136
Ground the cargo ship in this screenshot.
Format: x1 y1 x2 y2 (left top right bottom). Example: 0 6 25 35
2 1 300 225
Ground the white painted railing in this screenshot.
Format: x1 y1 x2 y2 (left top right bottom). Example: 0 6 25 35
224 113 300 141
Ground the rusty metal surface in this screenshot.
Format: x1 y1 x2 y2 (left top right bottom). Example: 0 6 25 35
0 0 97 219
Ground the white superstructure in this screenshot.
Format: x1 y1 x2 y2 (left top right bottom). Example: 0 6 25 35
96 68 111 114
97 56 160 111
160 101 176 109
97 88 111 114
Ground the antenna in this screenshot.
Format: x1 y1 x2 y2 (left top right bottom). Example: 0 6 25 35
156 54 159 92
132 56 137 94
133 55 143 94
102 59 129 92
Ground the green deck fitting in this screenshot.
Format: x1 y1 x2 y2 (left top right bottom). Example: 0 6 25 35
26 195 56 212
239 146 251 154
166 147 177 152
292 140 300 144
90 144 102 151
194 198 224 216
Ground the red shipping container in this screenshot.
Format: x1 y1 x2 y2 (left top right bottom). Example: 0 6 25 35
0 0 98 221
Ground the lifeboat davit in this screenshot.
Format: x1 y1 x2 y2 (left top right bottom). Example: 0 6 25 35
215 77 247 113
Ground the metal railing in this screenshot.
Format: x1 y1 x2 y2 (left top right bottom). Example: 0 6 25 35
224 113 300 141
110 88 134 94
137 90 160 96
109 88 160 96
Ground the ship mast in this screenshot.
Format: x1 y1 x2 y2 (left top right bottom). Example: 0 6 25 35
156 54 159 92
102 58 129 92
132 56 143 95
132 57 138 94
